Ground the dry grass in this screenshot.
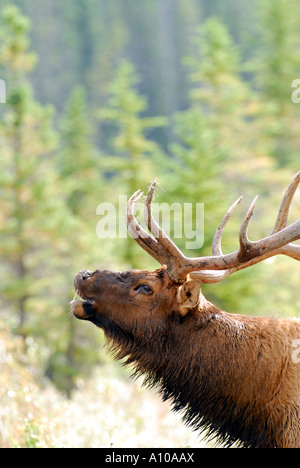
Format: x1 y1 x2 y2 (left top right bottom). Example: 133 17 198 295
0 324 217 448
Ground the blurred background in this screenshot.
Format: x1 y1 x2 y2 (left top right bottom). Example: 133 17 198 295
0 0 300 448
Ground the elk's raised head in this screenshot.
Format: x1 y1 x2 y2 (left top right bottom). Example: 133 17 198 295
72 173 300 328
72 265 203 334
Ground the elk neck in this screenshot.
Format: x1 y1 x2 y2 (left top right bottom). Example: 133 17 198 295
99 293 290 447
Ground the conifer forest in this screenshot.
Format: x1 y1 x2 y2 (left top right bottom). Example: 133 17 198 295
1 0 300 448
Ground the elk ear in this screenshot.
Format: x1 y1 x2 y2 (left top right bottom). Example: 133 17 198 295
176 280 201 316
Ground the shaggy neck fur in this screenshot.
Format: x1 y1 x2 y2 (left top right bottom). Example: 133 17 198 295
93 297 299 448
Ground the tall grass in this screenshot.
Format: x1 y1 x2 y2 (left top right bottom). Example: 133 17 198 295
0 322 215 448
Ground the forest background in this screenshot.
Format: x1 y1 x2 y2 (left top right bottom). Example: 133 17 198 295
0 0 300 448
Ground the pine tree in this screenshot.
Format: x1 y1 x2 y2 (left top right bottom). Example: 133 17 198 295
59 85 101 218
0 7 105 393
48 85 106 393
185 17 262 173
98 60 167 268
255 0 300 168
168 18 243 250
0 6 61 335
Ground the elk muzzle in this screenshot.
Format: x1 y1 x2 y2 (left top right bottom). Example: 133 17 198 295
71 270 96 320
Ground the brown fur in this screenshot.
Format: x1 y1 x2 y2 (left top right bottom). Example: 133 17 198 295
71 266 300 448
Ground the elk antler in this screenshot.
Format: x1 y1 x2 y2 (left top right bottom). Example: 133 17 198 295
126 172 300 283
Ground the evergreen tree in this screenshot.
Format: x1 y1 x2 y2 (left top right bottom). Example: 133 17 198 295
0 7 106 393
48 85 106 394
0 5 60 334
255 0 300 168
98 60 167 268
59 86 101 217
186 17 260 171
168 19 243 246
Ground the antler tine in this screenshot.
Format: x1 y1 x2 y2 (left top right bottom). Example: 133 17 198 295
198 196 253 284
212 196 243 256
144 179 160 239
189 270 231 284
144 179 186 261
126 189 167 265
239 195 259 256
127 189 145 239
272 170 300 234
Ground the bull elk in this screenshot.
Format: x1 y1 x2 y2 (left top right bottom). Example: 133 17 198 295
71 172 300 448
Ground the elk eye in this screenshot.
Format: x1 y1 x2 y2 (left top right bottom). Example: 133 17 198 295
134 284 153 294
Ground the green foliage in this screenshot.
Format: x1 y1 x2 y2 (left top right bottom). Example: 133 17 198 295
98 60 167 267
0 5 60 334
99 60 166 189
58 85 102 220
0 5 103 395
0 5 36 77
188 17 240 85
254 0 300 168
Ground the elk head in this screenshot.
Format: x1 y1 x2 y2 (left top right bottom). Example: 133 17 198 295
71 172 300 333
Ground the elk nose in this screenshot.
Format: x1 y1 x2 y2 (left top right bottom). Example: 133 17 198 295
80 269 93 280
74 270 94 290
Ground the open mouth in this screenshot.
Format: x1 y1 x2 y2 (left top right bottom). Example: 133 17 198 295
70 289 95 320
70 270 98 320
72 289 94 305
